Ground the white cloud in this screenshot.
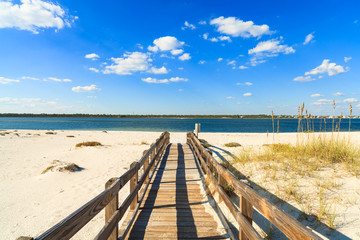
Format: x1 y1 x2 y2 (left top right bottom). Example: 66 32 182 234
218 36 231 42
0 76 20 84
210 16 273 38
305 59 347 76
209 37 218 42
311 93 322 98
312 99 332 105
249 38 295 56
21 76 39 80
226 96 234 99
141 77 188 84
343 98 358 103
47 77 72 82
238 65 248 69
87 96 97 99
72 84 101 93
137 43 143 50
227 60 235 65
344 56 352 63
178 89 183 92
303 33 314 45
217 58 223 62
243 93 252 97
293 76 314 82
182 21 196 30
148 36 184 54
198 60 206 64
248 38 294 66
103 52 150 75
333 92 344 96
85 53 100 60
0 0 74 34
179 53 191 61
178 67 184 70
170 49 184 55
147 66 168 74
199 20 206 25
237 82 253 86
203 33 209 40
89 67 99 73
169 77 188 82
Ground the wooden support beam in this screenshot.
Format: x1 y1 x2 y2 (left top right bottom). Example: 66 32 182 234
130 161 138 210
105 178 118 240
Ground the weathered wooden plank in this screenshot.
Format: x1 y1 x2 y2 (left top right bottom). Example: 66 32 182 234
105 178 118 240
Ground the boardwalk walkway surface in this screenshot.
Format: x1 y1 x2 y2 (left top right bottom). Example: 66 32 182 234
121 143 230 239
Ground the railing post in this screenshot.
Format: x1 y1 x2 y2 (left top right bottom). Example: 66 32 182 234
105 178 118 240
143 150 149 184
239 181 253 240
195 123 200 137
150 144 155 171
130 162 138 210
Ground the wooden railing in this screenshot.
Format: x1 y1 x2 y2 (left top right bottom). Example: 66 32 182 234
187 132 322 240
35 131 170 240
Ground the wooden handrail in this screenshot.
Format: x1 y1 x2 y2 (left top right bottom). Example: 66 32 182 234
35 131 170 240
187 132 322 240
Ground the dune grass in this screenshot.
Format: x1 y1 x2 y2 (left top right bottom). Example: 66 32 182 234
76 141 102 147
224 142 241 147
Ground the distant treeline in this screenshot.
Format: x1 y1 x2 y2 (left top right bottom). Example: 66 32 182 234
0 113 296 119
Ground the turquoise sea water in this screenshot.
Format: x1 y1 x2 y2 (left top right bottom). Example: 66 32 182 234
0 117 359 133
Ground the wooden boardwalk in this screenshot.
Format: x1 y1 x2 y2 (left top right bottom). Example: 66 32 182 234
121 143 230 239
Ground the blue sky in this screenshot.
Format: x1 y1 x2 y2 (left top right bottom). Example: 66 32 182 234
0 0 359 115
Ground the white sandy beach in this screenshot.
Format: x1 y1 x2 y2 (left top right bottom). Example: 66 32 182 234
1 130 360 239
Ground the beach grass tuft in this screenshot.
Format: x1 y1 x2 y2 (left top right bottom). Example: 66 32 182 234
224 142 241 147
76 141 102 147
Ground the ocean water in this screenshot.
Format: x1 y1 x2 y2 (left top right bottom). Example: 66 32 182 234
0 117 359 133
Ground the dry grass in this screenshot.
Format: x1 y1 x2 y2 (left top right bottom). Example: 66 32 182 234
42 161 83 174
45 131 55 135
76 141 102 147
59 163 83 172
224 142 241 147
66 135 75 138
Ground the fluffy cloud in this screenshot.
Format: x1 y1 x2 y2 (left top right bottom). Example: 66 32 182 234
203 33 209 40
89 67 99 73
333 92 344 96
198 60 206 64
141 77 188 84
182 21 196 30
343 98 358 103
103 52 150 75
238 65 248 69
303 33 314 45
47 77 72 82
210 16 273 38
249 38 295 56
148 36 184 54
147 66 168 74
305 59 347 76
170 49 184 56
85 53 100 60
0 76 20 84
312 99 332 105
293 76 314 82
248 38 294 66
243 93 252 97
207 35 231 42
179 53 191 61
311 93 323 98
344 56 352 63
72 84 101 92
236 82 253 86
0 0 74 34
217 58 223 62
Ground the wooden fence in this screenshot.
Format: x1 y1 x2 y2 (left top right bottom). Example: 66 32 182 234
34 131 170 240
187 131 322 240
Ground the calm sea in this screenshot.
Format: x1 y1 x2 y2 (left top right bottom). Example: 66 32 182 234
0 117 359 133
